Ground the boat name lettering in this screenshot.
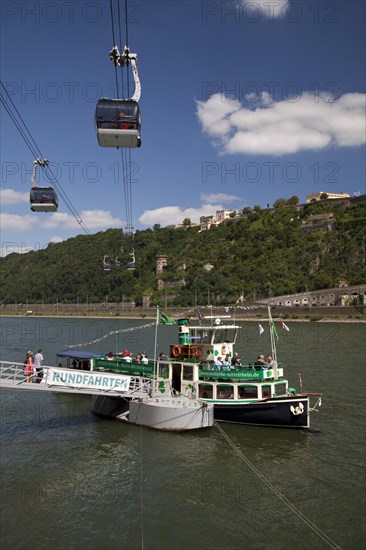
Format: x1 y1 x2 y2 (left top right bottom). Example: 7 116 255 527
49 368 130 391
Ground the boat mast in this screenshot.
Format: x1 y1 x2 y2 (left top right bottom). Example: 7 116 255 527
152 307 159 397
268 305 278 380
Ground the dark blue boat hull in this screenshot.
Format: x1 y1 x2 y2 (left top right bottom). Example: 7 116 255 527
212 396 310 428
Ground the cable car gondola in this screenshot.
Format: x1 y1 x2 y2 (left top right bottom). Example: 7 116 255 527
103 255 111 271
30 159 58 212
126 251 135 271
95 46 141 149
95 98 141 148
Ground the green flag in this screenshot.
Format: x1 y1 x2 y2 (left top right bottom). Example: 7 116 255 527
158 310 175 325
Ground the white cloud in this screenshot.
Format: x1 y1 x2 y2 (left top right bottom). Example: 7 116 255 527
42 210 123 230
139 204 225 227
0 213 38 231
241 0 290 19
200 193 240 203
49 236 63 243
0 188 29 204
196 92 366 156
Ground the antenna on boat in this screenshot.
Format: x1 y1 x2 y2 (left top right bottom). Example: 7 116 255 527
268 305 279 380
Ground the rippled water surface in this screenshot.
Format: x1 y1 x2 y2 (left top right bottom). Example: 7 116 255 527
0 317 365 549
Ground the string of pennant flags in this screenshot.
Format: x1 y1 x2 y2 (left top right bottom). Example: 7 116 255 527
66 307 290 350
67 322 156 349
259 320 290 339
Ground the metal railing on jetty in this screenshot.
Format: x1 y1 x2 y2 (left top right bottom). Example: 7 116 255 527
0 361 151 398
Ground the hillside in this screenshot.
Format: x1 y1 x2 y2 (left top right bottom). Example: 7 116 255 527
1 198 365 306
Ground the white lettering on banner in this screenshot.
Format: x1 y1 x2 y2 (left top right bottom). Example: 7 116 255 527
47 368 130 392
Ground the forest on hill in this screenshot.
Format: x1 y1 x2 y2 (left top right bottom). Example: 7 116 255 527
1 198 365 306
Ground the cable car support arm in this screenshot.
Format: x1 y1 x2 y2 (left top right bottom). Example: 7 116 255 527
109 45 141 102
31 158 49 188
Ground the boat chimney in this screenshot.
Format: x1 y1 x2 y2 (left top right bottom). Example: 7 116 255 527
178 319 190 345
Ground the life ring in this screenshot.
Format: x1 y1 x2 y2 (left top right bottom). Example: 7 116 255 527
290 402 304 416
171 345 181 358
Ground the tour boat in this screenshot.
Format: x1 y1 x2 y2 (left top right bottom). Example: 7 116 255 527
90 310 322 429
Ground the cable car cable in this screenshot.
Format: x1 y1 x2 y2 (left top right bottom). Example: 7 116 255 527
109 0 120 98
0 81 91 235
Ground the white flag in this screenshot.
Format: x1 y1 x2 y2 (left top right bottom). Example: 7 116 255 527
259 324 264 335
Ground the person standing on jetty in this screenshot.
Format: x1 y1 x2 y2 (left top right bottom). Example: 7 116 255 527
34 349 44 383
23 351 34 382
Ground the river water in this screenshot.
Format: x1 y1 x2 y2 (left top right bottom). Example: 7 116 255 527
0 316 365 550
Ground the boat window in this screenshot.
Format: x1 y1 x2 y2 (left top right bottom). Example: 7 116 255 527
274 383 287 395
190 329 210 345
182 365 194 381
217 385 234 399
213 328 237 344
199 384 213 399
238 385 258 399
159 363 169 379
262 385 272 397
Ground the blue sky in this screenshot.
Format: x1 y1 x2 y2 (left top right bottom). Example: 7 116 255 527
1 0 365 255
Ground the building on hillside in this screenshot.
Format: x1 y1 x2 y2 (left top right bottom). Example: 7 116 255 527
306 191 350 203
156 255 168 274
200 209 236 230
156 255 186 291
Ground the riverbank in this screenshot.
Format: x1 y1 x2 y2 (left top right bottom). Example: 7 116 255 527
1 304 365 321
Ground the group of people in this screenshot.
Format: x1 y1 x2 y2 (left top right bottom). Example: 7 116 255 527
213 352 274 371
108 349 149 365
214 352 241 371
23 349 44 383
254 355 274 369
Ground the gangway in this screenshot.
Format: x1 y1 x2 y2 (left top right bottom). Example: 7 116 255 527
0 361 151 399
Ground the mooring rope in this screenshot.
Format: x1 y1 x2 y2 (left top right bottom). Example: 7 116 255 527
214 422 342 550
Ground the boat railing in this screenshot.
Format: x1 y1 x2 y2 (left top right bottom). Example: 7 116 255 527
198 364 284 382
93 358 155 376
0 361 27 383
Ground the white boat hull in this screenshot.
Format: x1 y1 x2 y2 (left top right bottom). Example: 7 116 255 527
126 397 214 431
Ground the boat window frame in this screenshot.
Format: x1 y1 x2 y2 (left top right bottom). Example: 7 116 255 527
261 385 272 398
158 363 170 379
216 384 234 400
238 384 258 399
274 382 287 395
198 383 213 399
182 364 194 381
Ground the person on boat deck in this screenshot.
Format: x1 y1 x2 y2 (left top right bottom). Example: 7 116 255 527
107 352 115 361
214 356 223 369
121 348 132 357
141 352 149 365
231 352 241 369
266 356 274 367
159 352 167 360
254 355 266 369
221 354 231 370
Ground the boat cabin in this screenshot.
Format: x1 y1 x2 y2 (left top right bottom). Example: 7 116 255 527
95 98 141 148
